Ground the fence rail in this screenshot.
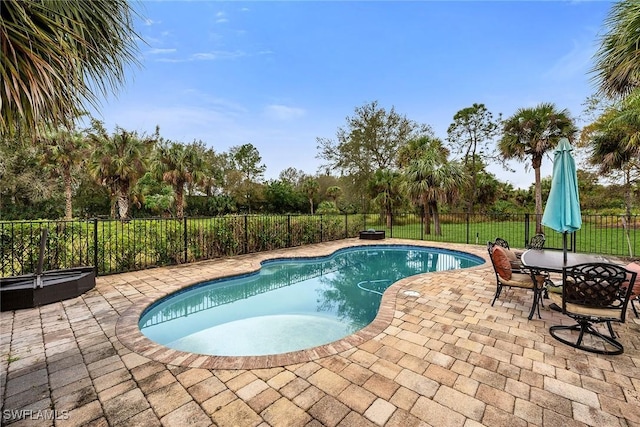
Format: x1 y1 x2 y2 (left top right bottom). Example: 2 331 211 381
2 212 638 277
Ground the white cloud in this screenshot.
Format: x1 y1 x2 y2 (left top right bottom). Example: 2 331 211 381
147 48 177 55
215 11 228 24
264 105 306 121
180 90 249 115
544 39 598 81
143 18 160 26
191 51 245 61
154 58 186 63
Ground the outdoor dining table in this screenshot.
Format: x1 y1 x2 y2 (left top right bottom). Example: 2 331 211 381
520 249 611 273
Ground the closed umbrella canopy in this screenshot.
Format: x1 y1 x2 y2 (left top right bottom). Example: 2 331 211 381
541 138 581 262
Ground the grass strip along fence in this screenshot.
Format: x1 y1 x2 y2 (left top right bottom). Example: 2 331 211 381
1 212 639 277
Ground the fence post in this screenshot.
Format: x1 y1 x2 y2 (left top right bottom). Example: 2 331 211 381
524 213 530 248
244 215 248 254
466 213 470 244
320 215 324 242
287 215 291 247
420 206 424 241
183 216 188 263
344 214 348 238
93 218 98 276
390 211 393 238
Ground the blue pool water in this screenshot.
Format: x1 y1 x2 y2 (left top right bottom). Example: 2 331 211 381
139 245 483 356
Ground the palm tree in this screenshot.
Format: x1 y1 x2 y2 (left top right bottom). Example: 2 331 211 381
401 136 467 235
592 0 640 98
325 186 342 203
87 120 156 220
499 103 576 233
0 0 141 138
152 141 206 218
301 177 319 214
582 90 640 220
39 127 88 219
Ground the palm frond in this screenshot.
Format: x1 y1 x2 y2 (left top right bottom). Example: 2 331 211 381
1 0 142 137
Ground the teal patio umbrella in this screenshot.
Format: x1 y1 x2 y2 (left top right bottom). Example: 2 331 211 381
541 137 582 263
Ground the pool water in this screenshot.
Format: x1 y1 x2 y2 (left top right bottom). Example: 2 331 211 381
139 245 483 356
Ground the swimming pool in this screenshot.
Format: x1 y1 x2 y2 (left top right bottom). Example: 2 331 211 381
139 245 483 356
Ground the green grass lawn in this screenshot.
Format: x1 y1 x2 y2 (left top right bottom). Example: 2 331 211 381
376 219 638 258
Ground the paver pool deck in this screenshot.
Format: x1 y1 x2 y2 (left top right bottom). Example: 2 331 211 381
1 238 639 427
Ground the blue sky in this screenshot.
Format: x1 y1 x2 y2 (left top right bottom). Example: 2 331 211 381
91 0 613 189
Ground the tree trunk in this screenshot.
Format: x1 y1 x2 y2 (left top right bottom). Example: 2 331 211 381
309 198 314 215
625 168 633 223
63 170 73 220
533 155 543 234
176 184 185 218
431 202 442 236
423 199 432 235
468 152 476 214
116 192 129 219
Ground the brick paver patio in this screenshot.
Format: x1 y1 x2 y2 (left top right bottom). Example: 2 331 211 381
1 239 639 426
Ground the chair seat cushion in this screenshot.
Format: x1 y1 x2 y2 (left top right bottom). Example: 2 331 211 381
548 292 623 319
501 272 545 289
546 279 563 294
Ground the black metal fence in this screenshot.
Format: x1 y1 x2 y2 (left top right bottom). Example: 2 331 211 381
2 212 638 277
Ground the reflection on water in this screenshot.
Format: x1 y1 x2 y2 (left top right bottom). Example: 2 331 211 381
139 245 482 356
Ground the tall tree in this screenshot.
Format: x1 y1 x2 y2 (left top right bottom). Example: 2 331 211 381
301 177 320 214
264 180 305 213
0 0 141 138
228 143 266 213
592 0 640 98
152 140 206 218
400 136 467 235
446 103 501 213
87 121 156 219
499 103 576 233
39 126 88 219
581 90 640 220
278 167 306 187
317 101 432 195
0 139 53 215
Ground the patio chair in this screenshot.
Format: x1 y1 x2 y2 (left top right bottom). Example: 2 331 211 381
623 262 640 318
548 262 637 355
487 241 546 320
494 237 511 250
526 233 546 250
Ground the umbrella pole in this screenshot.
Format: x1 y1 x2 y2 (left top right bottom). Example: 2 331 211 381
563 232 567 265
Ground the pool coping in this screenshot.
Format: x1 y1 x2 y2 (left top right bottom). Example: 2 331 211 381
115 239 488 369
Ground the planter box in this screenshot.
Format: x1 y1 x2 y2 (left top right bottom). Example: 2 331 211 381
359 230 385 240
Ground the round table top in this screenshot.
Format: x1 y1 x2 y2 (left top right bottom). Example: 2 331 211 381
520 250 609 273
